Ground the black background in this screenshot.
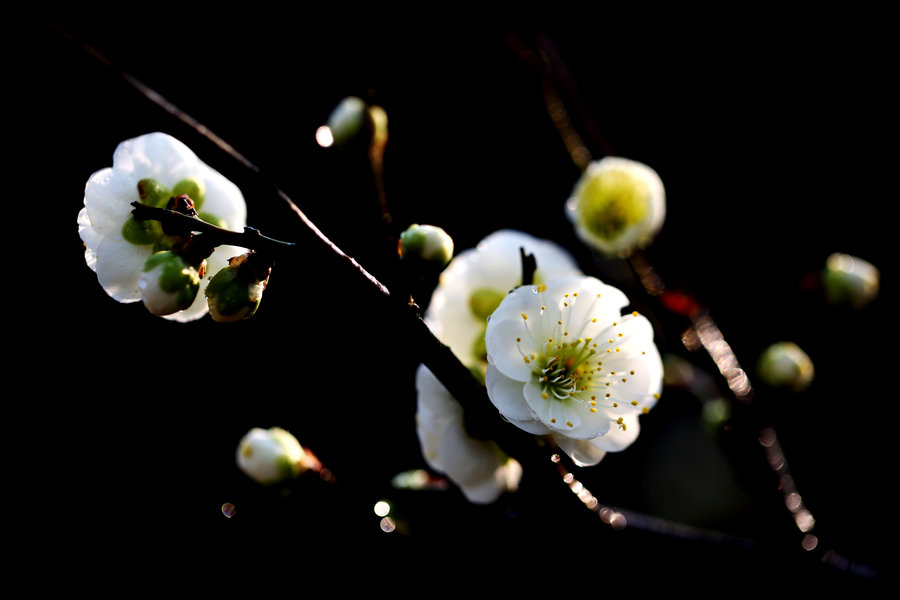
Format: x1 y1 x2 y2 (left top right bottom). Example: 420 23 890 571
14 2 897 590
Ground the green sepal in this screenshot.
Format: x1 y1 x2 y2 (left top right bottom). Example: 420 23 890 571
122 216 163 245
137 179 171 208
172 177 206 210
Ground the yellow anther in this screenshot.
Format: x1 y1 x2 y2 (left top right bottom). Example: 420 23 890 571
589 408 597 413
541 392 549 399
632 311 639 316
642 407 650 414
516 337 521 342
566 421 574 428
631 400 639 406
653 393 661 399
537 284 547 292
521 313 528 320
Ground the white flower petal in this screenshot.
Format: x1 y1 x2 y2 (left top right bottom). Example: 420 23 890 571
415 365 521 504
485 316 535 382
587 413 641 452
552 436 608 467
484 364 549 433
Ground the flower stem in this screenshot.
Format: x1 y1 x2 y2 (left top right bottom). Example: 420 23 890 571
131 201 296 256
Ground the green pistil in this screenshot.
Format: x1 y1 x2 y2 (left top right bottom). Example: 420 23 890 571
580 169 649 241
537 338 597 401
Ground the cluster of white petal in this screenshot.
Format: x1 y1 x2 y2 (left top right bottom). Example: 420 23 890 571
415 230 581 502
77 132 247 321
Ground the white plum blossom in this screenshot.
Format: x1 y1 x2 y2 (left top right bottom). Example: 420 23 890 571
424 229 583 377
484 276 663 467
566 156 665 257
77 132 247 321
415 365 522 504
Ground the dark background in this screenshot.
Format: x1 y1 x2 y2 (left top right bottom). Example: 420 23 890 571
14 3 897 589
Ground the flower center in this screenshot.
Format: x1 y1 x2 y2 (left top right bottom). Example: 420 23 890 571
579 169 649 241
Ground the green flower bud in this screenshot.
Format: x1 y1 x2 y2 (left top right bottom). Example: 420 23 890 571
172 177 206 210
205 252 271 322
323 96 367 147
756 341 814 392
822 252 880 309
138 251 203 316
399 224 454 268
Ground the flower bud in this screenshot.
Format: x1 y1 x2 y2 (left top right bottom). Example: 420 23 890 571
822 252 879 309
399 224 454 268
322 96 367 147
756 341 814 392
236 427 309 486
137 251 204 316
205 252 271 323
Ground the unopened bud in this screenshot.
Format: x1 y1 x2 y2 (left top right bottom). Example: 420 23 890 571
236 427 309 486
205 252 271 322
322 96 367 147
756 341 814 392
399 224 454 268
822 252 879 309
138 251 204 316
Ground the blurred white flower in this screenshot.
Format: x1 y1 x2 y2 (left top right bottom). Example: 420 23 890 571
756 341 814 392
415 365 522 504
823 252 880 309
424 229 583 376
566 156 665 257
77 132 247 321
484 276 663 466
236 427 314 486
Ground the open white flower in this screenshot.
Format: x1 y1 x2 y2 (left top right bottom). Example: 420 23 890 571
424 229 583 376
484 276 663 466
566 156 665 257
77 132 247 321
416 365 523 504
